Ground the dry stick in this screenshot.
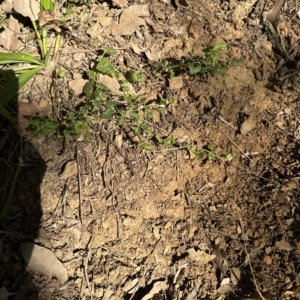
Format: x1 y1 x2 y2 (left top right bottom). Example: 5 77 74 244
61 179 71 215
61 46 129 54
84 236 94 299
218 115 238 130
223 132 255 165
232 200 267 300
76 142 83 226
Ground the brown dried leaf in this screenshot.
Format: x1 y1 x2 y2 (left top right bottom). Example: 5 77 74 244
112 4 150 36
1 0 13 13
96 14 112 27
21 242 68 283
112 0 128 8
13 0 40 21
212 244 229 276
38 10 62 28
186 248 216 264
98 74 135 95
0 15 20 50
141 281 168 300
123 278 139 293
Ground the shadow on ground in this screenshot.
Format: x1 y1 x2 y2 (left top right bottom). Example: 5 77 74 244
0 70 46 299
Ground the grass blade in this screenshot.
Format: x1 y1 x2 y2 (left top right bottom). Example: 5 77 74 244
0 52 44 65
0 102 15 124
0 142 23 221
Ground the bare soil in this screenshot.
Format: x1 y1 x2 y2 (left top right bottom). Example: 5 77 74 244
1 0 300 299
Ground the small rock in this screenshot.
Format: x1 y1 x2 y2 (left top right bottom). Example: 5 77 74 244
240 114 257 135
169 76 183 90
59 160 78 179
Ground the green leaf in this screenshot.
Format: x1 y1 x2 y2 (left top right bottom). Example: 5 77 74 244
40 0 56 10
56 69 67 78
96 58 115 77
187 62 203 75
84 82 94 98
168 97 175 105
208 153 216 160
207 144 215 151
0 52 43 65
138 142 153 151
87 70 97 79
125 70 143 83
101 108 113 119
226 153 234 161
133 126 140 135
105 100 117 109
0 102 15 124
63 130 72 139
130 112 138 120
29 118 57 137
121 85 130 93
102 47 117 56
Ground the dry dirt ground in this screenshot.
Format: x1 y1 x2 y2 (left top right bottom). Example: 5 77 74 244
1 0 300 299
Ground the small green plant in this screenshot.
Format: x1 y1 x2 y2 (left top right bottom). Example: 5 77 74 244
155 135 234 162
28 45 234 162
153 43 238 79
29 116 58 137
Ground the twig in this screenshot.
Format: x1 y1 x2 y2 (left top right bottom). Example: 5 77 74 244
231 200 267 300
218 115 238 130
61 179 70 215
223 131 255 165
84 236 94 299
76 142 83 225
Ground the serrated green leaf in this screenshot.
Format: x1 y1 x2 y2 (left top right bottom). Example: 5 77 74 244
105 100 116 109
96 58 115 77
101 108 113 119
0 52 43 65
188 62 203 75
125 70 143 83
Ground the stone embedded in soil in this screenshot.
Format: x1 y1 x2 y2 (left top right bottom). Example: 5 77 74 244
169 76 183 90
59 160 78 179
240 114 257 135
